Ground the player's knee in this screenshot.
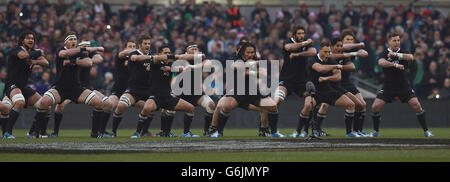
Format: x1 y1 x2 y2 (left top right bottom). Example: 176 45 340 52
304 102 312 112
410 102 422 112
222 103 234 113
371 103 381 113
360 101 367 111
39 97 52 109
186 104 195 114
353 100 363 111
0 104 10 114
90 98 103 110
13 100 25 109
141 106 153 115
114 103 126 114
346 101 355 110
103 100 113 111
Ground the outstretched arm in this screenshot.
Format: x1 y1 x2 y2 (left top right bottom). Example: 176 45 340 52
284 39 313 52
312 63 343 73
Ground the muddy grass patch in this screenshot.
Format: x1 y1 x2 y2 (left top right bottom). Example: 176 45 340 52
1 138 449 154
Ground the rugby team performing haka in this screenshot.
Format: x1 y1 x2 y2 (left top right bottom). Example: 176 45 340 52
0 27 434 139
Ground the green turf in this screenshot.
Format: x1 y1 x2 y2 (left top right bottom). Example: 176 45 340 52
1 128 449 162
1 128 450 143
0 150 449 162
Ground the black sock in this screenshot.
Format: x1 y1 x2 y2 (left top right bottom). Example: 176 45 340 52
112 113 123 134
99 111 111 134
141 114 153 135
416 110 428 131
297 113 309 133
40 114 50 135
183 113 194 134
166 112 175 133
204 113 213 133
359 111 366 132
316 113 326 131
136 114 148 134
34 109 48 137
304 113 312 132
268 111 279 134
372 112 381 132
6 108 20 134
91 109 102 135
353 111 361 132
53 112 63 134
345 111 354 134
217 110 230 135
258 120 263 132
0 114 9 135
160 113 167 132
28 114 37 134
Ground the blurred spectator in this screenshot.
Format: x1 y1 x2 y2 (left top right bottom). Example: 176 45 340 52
439 78 450 99
33 71 51 95
102 72 114 96
0 67 6 97
421 61 444 97
207 32 224 54
343 2 360 26
227 0 241 28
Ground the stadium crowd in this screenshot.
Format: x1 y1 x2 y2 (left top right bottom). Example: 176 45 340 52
0 0 449 99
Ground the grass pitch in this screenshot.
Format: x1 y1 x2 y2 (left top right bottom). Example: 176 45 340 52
0 128 449 162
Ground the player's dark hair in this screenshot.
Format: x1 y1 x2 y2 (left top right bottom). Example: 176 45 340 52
388 31 401 40
186 41 197 48
17 29 36 46
123 39 135 48
159 44 170 53
291 24 306 35
331 37 342 46
236 41 246 53
320 40 331 48
64 31 77 39
341 29 354 40
138 35 151 45
237 42 257 60
239 36 250 43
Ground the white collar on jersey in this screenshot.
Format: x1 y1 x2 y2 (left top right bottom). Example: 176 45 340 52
137 49 149 55
387 47 400 53
291 37 297 43
317 53 325 62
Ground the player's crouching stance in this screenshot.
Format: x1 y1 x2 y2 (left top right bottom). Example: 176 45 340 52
34 31 105 138
137 45 201 138
3 30 49 139
209 42 281 138
310 41 357 137
102 40 136 138
370 31 434 137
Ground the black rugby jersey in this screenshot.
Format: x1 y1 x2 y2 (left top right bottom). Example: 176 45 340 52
127 50 152 90
78 51 98 88
5 45 33 88
54 47 86 88
309 54 339 94
378 48 410 89
280 38 314 84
